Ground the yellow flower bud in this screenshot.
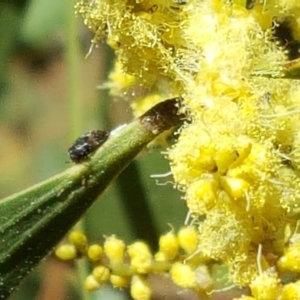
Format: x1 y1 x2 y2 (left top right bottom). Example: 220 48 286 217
110 274 130 289
158 231 179 260
280 280 300 300
69 230 87 253
55 244 77 260
177 226 198 254
128 241 151 259
104 235 125 265
130 275 152 300
84 274 101 291
278 244 300 273
250 273 280 300
128 241 152 274
170 262 197 289
92 265 110 283
87 244 103 262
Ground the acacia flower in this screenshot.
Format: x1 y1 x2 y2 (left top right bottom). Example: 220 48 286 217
75 0 300 297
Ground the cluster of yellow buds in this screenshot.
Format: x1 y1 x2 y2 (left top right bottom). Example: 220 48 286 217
55 227 213 299
57 226 300 298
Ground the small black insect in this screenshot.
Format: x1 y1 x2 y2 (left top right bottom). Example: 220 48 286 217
68 130 109 163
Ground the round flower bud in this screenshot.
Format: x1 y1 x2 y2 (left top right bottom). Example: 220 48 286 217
55 244 77 260
84 274 101 291
104 235 125 265
177 226 198 254
250 273 280 300
92 265 110 283
87 244 103 262
278 244 300 273
170 262 197 289
128 241 152 274
280 280 300 300
130 275 152 300
69 231 88 253
158 231 179 260
110 274 130 289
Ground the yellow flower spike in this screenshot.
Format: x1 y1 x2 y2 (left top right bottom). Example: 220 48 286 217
55 244 77 261
130 275 152 300
87 244 104 262
110 274 130 289
128 241 152 274
177 226 198 254
185 177 219 215
104 235 126 265
158 231 179 260
220 176 250 200
278 244 300 273
280 280 300 300
84 274 101 291
92 266 110 283
68 230 88 253
170 262 197 289
250 273 280 300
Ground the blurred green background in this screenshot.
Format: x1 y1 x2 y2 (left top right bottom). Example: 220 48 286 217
0 0 186 299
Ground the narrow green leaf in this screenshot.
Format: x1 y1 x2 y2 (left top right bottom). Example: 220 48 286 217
0 98 183 298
